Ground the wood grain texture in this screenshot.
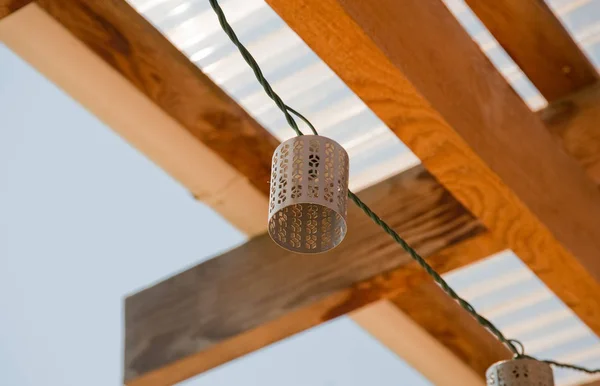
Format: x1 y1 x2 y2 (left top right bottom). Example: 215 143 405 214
124 165 488 385
0 0 30 19
126 230 500 386
351 301 484 386
391 281 512 377
36 0 279 196
266 0 600 341
464 0 598 102
541 83 600 186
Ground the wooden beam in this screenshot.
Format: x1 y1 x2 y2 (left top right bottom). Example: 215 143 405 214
388 280 511 377
541 83 600 186
36 0 279 198
578 380 600 386
0 3 269 236
464 0 598 102
265 0 600 344
351 301 484 386
124 165 491 385
0 0 30 20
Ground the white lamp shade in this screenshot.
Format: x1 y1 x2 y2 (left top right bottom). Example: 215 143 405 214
268 135 349 253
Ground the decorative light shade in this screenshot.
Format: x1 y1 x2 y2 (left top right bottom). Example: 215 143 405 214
268 135 349 253
486 359 554 386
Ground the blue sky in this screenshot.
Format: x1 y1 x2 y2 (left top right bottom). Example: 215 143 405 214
0 43 431 386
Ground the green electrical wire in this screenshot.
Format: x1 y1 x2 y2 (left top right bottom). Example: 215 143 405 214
208 0 600 375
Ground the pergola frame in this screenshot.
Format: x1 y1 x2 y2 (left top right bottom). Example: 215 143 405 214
2 0 600 385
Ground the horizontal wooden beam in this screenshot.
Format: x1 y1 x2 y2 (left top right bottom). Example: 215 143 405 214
0 0 30 20
266 0 600 345
36 0 279 199
464 0 598 102
124 165 490 385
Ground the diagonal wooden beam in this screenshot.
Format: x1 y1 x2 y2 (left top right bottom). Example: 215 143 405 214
0 0 30 20
124 165 491 385
389 280 511 377
36 0 279 198
0 2 269 236
351 300 486 386
464 0 598 102
265 0 600 343
540 83 600 186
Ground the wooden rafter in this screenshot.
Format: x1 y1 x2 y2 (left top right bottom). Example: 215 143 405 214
36 0 279 199
464 0 598 102
266 0 600 338
0 1 271 236
0 0 29 19
390 280 511 376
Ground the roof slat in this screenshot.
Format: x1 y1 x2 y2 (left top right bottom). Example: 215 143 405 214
464 0 598 102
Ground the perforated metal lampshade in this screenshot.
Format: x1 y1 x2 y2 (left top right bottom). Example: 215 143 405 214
268 135 349 253
486 359 554 386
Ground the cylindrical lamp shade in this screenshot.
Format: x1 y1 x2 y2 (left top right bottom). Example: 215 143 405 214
268 135 349 253
486 359 554 386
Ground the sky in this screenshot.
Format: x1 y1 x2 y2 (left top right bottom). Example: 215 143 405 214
0 42 432 386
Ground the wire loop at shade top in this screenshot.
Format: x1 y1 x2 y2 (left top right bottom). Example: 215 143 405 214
268 135 349 253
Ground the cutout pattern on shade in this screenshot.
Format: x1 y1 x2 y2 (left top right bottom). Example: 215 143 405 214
486 359 554 386
269 136 349 253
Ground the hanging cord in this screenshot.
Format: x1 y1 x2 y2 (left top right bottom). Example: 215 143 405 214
208 0 600 375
